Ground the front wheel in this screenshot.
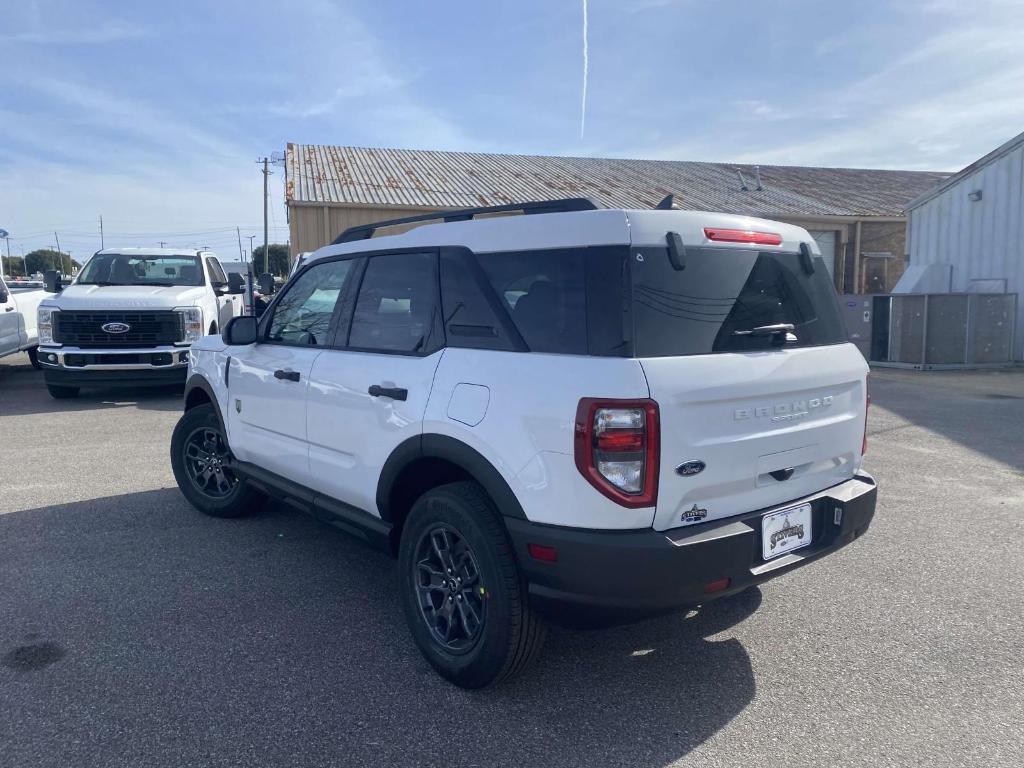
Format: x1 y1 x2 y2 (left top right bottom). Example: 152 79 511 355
398 482 547 688
170 403 262 518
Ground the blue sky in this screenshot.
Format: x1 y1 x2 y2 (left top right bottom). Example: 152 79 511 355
2 0 1022 259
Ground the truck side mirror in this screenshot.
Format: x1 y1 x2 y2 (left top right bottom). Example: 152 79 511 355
227 272 245 294
223 315 258 345
0 285 8 303
44 269 61 293
258 273 275 295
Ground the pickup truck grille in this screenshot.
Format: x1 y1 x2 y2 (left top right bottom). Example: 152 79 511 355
54 311 183 348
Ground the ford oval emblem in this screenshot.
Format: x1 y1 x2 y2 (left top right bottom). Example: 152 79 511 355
675 460 706 477
101 322 131 334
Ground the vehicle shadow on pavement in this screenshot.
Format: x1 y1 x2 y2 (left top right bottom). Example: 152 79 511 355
0 360 182 417
1 487 759 768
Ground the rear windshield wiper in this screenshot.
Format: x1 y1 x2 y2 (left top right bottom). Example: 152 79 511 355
732 323 795 337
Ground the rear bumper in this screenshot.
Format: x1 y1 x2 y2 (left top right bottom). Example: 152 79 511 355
506 472 877 626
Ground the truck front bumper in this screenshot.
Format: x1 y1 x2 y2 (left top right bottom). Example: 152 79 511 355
506 472 877 627
37 346 190 388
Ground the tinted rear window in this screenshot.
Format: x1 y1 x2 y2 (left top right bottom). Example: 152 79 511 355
631 246 845 357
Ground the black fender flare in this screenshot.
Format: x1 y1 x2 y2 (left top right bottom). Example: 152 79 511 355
183 374 227 435
376 434 528 523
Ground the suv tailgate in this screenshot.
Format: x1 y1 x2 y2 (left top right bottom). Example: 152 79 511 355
642 346 867 531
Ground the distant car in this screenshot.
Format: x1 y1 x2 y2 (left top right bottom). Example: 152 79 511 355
0 275 46 367
36 248 247 398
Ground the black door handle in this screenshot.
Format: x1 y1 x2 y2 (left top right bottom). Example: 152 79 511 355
3 306 13 312
368 384 408 401
274 369 301 382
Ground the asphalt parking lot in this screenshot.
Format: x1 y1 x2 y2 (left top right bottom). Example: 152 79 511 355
1 354 1022 768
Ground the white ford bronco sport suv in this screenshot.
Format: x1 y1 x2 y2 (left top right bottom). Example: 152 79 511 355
171 198 876 688
36 248 246 398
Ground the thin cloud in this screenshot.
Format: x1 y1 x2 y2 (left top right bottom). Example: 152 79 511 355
2 20 148 45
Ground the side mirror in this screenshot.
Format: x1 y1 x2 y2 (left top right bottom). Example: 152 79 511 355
44 269 61 293
0 286 8 304
223 315 258 345
227 272 245 294
258 273 275 295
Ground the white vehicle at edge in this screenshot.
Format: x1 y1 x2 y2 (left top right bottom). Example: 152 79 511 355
0 275 47 366
36 248 246 399
171 199 877 689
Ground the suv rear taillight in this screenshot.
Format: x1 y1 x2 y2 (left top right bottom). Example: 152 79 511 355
574 398 659 508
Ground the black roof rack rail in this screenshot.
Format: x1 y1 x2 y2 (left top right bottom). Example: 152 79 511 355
332 197 600 244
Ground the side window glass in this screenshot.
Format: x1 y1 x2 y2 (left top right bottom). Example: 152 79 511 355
267 259 353 346
476 250 588 354
206 258 228 285
348 252 441 354
439 251 515 351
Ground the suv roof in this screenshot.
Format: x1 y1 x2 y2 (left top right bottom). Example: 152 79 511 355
308 205 820 265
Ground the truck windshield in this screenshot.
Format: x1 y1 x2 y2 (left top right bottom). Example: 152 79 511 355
77 254 204 287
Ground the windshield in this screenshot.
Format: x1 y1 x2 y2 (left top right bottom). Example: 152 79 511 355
631 245 846 356
77 254 204 287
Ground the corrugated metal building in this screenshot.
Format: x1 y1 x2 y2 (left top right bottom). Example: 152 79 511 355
285 143 947 292
905 130 1024 361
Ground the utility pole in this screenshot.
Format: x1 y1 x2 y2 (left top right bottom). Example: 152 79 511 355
247 235 255 260
0 229 9 280
158 241 167 248
237 226 244 260
54 231 70 275
258 157 270 276
99 215 105 249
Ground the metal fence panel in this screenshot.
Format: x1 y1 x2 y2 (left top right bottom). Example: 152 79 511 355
925 295 968 364
969 294 1016 364
868 293 1017 366
888 295 926 364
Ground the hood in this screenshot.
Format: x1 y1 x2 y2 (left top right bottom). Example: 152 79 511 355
51 284 206 310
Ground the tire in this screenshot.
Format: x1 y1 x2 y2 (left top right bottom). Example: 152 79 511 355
170 403 262 518
398 481 547 688
46 384 79 399
27 347 41 370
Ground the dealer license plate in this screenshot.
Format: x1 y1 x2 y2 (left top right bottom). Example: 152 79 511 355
761 503 813 561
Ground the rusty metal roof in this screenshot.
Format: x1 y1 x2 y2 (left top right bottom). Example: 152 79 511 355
285 143 949 218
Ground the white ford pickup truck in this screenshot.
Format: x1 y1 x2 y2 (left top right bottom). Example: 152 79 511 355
36 248 246 399
0 275 47 367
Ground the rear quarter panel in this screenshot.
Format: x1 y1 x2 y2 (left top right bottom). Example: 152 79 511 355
424 349 656 529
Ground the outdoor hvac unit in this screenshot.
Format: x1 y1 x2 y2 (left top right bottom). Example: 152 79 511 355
869 293 1017 368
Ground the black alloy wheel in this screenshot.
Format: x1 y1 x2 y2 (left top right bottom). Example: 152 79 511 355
182 425 238 499
413 524 486 653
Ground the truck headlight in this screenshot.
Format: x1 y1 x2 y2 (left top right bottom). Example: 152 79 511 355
175 307 204 344
38 307 59 345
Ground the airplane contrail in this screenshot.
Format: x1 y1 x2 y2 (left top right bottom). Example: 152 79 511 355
580 0 588 139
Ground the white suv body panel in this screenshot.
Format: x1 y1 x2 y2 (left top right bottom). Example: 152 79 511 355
306 348 445 513
642 344 867 532
424 349 655 529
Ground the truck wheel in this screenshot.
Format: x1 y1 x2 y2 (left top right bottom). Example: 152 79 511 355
170 403 262 518
398 481 547 688
27 347 41 370
46 384 79 399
